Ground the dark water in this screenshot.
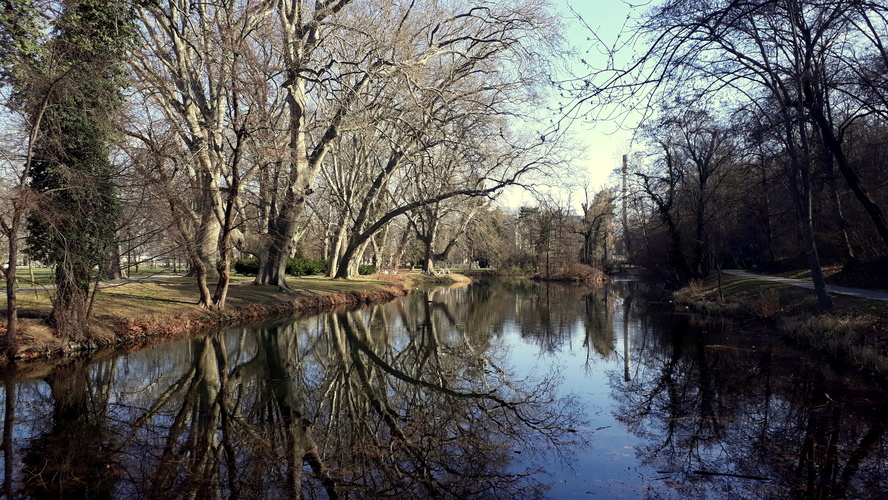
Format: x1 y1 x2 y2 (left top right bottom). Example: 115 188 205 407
1 279 887 499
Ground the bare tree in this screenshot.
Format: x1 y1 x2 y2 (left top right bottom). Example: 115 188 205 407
254 0 365 289
129 0 276 306
576 187 615 268
637 107 742 282
322 1 560 278
410 196 485 274
0 0 53 352
573 0 888 306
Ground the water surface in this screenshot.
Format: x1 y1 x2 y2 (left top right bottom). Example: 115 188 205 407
1 279 886 499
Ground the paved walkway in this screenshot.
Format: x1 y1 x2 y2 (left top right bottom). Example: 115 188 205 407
723 270 888 302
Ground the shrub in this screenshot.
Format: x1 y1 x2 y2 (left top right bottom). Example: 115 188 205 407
755 289 782 319
686 279 707 298
534 264 607 284
233 257 260 275
358 265 376 275
504 253 536 272
234 256 329 276
287 257 328 276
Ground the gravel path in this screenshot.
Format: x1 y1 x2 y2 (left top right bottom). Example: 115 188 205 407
723 269 888 302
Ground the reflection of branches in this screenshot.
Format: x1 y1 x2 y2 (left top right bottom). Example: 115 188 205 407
321 290 585 499
345 312 509 405
346 307 576 439
331 312 442 497
836 401 888 497
122 328 341 499
3 377 14 498
128 365 197 434
3 282 591 499
229 326 338 499
612 311 888 499
20 359 119 498
582 288 615 367
146 336 222 497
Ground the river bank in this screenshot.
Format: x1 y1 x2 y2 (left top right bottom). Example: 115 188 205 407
0 272 469 364
673 270 888 387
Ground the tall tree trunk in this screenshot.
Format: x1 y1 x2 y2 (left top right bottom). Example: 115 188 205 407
349 239 373 277
168 200 213 308
390 225 412 271
825 166 855 260
195 207 221 281
335 241 358 279
664 215 693 285
103 240 124 280
760 163 776 264
692 193 707 279
805 87 888 252
813 125 855 260
212 181 240 310
784 108 832 310
326 220 349 278
420 223 437 275
265 1 358 288
259 219 295 289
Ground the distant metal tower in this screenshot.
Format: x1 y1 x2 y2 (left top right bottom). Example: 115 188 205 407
622 154 629 256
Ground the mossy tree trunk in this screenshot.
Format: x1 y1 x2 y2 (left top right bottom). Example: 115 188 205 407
25 0 133 339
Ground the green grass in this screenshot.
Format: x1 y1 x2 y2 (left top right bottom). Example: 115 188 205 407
773 265 842 281
5 273 410 320
122 266 184 278
1 266 186 288
2 266 55 287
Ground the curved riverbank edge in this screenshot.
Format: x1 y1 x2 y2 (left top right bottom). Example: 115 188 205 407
102 284 409 352
673 273 888 389
1 273 469 366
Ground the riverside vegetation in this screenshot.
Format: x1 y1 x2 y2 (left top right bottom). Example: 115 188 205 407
673 269 888 388
0 267 468 363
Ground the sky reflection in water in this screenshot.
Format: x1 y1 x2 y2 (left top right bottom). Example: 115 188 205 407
1 279 887 499
501 279 888 499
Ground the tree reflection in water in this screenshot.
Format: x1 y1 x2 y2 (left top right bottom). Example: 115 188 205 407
4 280 888 499
19 358 119 499
0 287 585 499
613 313 888 500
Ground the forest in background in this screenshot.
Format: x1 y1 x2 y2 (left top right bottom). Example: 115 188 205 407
601 0 888 310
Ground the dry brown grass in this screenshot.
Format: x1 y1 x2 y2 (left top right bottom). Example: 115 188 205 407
781 313 888 380
684 279 707 299
756 288 783 319
402 272 473 287
533 264 608 284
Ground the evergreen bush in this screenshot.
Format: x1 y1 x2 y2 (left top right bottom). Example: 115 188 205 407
233 257 260 275
234 256 329 277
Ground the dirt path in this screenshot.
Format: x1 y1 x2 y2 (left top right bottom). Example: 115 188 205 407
723 270 888 302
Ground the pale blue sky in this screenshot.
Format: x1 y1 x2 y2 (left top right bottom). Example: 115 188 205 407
501 0 641 209
556 0 640 191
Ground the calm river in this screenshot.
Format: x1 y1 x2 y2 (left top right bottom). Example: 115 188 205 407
1 279 887 499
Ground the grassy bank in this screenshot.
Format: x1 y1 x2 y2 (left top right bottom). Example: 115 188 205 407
674 272 888 385
1 272 466 362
